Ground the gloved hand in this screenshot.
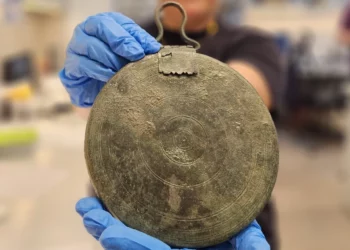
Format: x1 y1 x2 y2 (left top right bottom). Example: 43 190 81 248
59 13 161 107
76 197 270 250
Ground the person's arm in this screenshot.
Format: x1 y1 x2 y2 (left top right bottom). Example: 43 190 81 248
338 29 350 44
225 29 284 112
338 24 350 45
228 61 273 109
338 4 350 45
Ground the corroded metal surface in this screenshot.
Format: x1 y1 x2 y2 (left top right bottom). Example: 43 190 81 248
158 46 198 75
85 47 279 248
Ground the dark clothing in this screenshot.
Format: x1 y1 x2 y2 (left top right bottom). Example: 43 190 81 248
341 3 350 30
257 199 279 250
142 22 283 250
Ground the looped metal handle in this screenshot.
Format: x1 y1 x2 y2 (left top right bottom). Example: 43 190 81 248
155 1 201 50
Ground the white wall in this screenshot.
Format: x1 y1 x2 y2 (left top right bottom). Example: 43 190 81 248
245 5 342 37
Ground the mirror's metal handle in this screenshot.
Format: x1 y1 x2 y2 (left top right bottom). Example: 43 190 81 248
155 1 201 50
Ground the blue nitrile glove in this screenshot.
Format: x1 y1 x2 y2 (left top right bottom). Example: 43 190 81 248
59 13 161 107
76 197 270 250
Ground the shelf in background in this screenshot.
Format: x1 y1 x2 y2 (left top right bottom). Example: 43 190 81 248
23 1 63 17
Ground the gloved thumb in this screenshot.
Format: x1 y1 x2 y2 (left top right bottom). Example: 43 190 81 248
100 224 171 250
83 208 123 240
233 221 270 250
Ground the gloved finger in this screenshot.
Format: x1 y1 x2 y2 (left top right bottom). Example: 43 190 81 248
59 73 105 107
232 221 270 250
76 197 104 217
82 15 145 61
69 26 128 71
61 55 112 107
83 208 124 240
100 224 170 250
64 51 116 82
99 13 161 54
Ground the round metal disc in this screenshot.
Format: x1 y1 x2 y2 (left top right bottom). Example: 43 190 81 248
85 53 279 248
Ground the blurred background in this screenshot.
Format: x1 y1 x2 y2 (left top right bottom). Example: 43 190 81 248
1 0 350 249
